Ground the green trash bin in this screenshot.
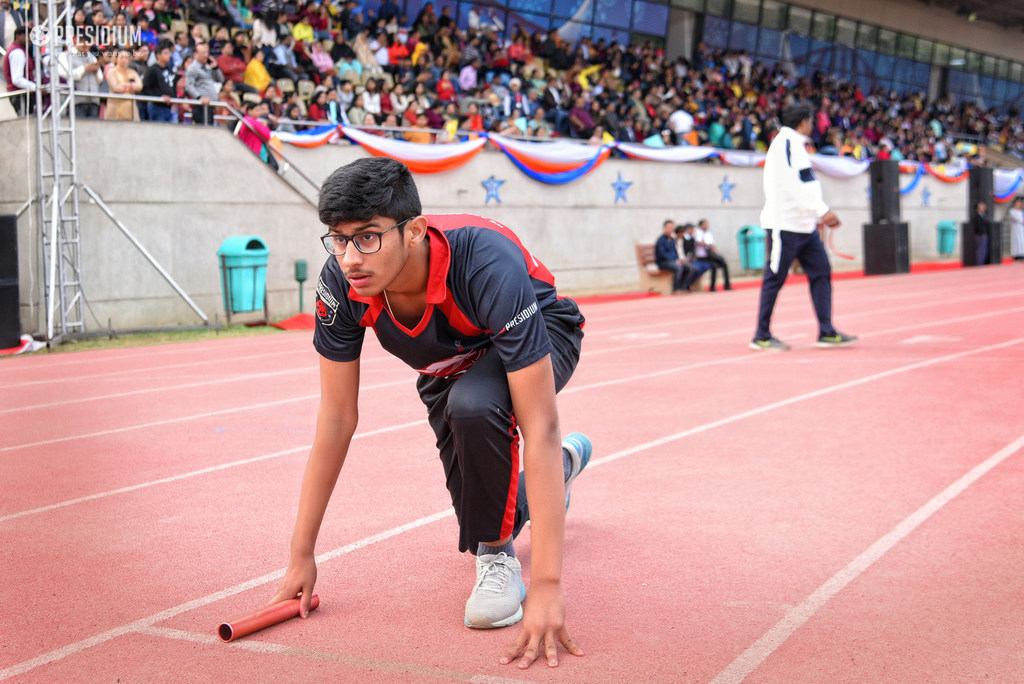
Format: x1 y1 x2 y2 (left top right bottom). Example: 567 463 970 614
737 225 766 270
937 221 958 256
217 236 269 318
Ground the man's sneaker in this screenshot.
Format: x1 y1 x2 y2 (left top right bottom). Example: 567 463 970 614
562 433 592 511
464 552 526 629
817 332 858 348
749 336 790 351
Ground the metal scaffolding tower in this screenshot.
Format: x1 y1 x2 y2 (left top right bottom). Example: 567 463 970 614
32 0 85 344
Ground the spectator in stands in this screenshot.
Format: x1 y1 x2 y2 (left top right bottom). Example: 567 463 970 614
461 100 484 132
185 41 223 125
361 77 382 117
218 41 257 94
410 2 437 40
58 33 104 119
655 219 698 294
336 50 363 83
307 87 328 121
459 57 481 93
404 109 433 143
209 25 230 57
244 48 272 95
271 34 303 85
252 11 279 52
277 102 302 133
170 31 189 71
676 223 711 288
528 107 553 138
292 14 315 45
388 81 412 118
310 40 337 85
237 100 279 170
1 0 26 53
2 26 35 116
568 94 595 139
346 90 366 126
104 49 143 120
694 219 731 291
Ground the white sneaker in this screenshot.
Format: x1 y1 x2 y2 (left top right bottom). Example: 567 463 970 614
464 552 526 629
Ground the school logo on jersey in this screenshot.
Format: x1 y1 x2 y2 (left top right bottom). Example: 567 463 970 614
316 278 339 326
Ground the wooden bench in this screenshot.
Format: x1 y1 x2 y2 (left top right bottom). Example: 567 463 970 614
635 243 708 294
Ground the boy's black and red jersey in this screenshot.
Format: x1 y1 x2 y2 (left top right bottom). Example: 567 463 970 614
313 213 584 377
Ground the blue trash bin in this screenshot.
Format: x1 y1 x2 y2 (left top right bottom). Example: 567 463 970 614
937 221 957 256
217 236 269 316
736 226 766 270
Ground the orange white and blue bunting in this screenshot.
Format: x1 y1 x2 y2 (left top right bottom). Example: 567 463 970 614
486 134 613 184
272 129 1024 196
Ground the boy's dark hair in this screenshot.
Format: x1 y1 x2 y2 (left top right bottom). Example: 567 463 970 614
14 26 27 38
318 157 422 228
155 38 174 54
781 102 812 129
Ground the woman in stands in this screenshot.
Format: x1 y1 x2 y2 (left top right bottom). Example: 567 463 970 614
104 50 143 121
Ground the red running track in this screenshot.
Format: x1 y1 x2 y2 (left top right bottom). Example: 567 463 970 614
1 263 1023 683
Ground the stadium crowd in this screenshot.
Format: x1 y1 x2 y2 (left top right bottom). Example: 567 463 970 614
3 0 1023 162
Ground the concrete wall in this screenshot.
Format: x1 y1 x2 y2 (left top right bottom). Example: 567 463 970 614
1 118 977 334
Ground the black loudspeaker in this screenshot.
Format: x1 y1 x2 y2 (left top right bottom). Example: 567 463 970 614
869 160 901 223
968 166 994 218
863 222 910 275
0 215 21 349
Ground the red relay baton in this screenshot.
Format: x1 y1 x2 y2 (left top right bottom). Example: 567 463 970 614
218 595 320 642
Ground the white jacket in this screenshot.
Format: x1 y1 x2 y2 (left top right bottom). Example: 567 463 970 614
760 126 829 234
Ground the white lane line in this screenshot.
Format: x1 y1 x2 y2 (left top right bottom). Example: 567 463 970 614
0 366 321 414
587 337 1024 471
0 378 409 453
710 432 1024 684
3 338 1020 679
0 509 452 682
137 627 289 654
0 418 427 524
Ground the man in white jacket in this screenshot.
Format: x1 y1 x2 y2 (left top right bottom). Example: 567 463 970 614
750 103 856 351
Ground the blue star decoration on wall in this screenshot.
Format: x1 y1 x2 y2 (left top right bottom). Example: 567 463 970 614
482 175 505 204
719 176 735 203
611 173 632 204
921 187 932 207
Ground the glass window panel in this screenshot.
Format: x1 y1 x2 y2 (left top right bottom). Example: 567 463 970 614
594 24 629 45
856 23 877 50
996 59 1009 79
878 28 896 55
757 26 783 62
512 12 552 33
981 55 995 76
785 33 810 69
874 53 894 82
732 0 759 23
834 18 856 47
761 0 785 30
910 61 930 90
948 46 965 67
595 0 630 27
705 0 729 18
552 0 590 20
833 45 854 75
896 33 915 59
632 0 670 35
671 0 704 9
788 6 811 35
893 57 912 84
509 0 552 13
505 0 548 11
1010 62 1023 82
965 50 980 72
729 21 757 52
805 38 832 73
854 48 876 75
914 39 932 64
554 19 591 38
702 15 730 50
993 78 1007 102
810 12 834 41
